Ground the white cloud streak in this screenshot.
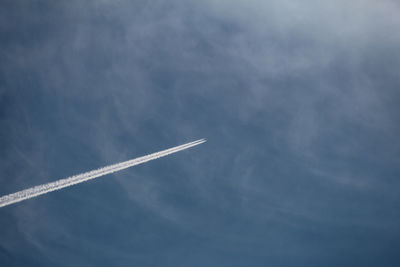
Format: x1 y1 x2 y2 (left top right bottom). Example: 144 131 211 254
0 139 206 208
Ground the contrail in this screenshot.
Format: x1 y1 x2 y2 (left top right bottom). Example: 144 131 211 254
0 139 206 208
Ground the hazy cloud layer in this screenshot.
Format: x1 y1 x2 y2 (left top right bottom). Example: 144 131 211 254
1 0 400 266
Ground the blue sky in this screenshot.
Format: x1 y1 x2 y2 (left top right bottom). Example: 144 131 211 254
1 0 400 266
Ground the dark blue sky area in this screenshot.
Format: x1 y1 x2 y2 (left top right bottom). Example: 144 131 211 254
1 0 400 266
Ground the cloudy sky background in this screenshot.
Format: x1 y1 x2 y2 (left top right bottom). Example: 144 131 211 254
1 0 400 266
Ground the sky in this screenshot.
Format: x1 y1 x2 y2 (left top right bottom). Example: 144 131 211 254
1 0 400 266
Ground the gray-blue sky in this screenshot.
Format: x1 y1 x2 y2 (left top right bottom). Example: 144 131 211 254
1 0 400 266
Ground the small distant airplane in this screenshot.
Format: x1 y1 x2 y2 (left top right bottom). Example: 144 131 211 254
0 139 206 208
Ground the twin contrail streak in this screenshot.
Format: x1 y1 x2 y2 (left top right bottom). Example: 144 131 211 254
0 139 206 208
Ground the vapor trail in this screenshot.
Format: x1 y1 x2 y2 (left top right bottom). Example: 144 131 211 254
0 139 206 208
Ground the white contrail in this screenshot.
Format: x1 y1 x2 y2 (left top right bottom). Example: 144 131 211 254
0 139 206 208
